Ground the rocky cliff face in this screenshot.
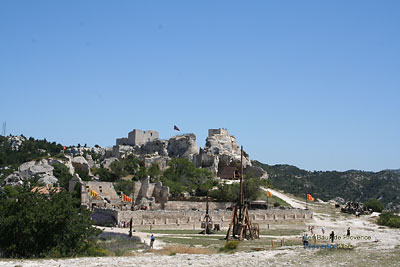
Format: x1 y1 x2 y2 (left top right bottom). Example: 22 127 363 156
102 129 253 177
106 134 199 171
3 159 58 186
167 134 198 159
195 129 252 175
1 128 257 189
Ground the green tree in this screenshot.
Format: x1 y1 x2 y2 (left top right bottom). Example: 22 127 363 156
0 185 101 258
161 158 214 197
209 177 266 202
136 166 147 179
75 169 90 181
110 160 127 178
123 154 140 175
148 163 160 179
365 198 384 212
52 164 73 189
377 212 400 228
114 180 134 195
94 168 119 182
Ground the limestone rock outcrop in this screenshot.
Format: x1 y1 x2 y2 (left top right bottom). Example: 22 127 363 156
138 139 168 157
195 129 252 176
7 135 26 151
2 171 22 186
101 157 119 170
133 176 169 209
67 146 106 158
3 159 59 186
111 145 134 159
167 134 198 159
143 155 169 170
72 156 90 172
19 159 54 180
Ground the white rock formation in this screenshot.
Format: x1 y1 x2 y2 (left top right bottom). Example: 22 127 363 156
139 139 169 156
72 156 90 172
195 128 251 176
101 157 119 170
111 145 134 158
19 159 54 180
3 159 59 186
167 134 198 159
7 135 26 150
3 171 23 186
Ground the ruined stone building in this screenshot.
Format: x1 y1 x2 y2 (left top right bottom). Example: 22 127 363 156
116 129 159 146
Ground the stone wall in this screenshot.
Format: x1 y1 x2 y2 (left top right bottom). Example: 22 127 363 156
81 181 120 207
164 201 230 210
116 138 129 146
208 128 228 137
93 208 313 226
128 129 159 146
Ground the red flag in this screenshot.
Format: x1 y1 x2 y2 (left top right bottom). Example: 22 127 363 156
63 146 66 150
173 125 180 131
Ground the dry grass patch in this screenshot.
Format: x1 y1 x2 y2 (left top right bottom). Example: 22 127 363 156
152 246 216 255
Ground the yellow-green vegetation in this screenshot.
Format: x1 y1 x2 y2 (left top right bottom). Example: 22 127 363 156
97 234 147 256
219 241 240 252
150 246 215 255
259 229 303 236
257 191 290 206
158 236 225 247
140 229 201 235
209 176 270 202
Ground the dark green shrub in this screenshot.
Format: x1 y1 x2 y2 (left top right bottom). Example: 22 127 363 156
220 241 240 252
94 168 118 182
377 212 400 228
0 184 101 258
52 163 72 189
365 198 384 212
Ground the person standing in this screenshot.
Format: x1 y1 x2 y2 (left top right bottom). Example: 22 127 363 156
303 234 309 247
347 227 350 236
330 231 335 243
150 234 155 249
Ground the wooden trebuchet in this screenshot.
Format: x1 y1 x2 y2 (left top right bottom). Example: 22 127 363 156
225 146 260 241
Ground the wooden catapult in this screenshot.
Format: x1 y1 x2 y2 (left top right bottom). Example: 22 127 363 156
200 194 213 234
225 146 260 241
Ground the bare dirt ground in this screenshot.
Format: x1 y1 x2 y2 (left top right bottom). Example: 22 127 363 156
2 190 400 267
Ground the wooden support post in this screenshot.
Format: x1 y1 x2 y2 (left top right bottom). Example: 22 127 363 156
271 240 274 247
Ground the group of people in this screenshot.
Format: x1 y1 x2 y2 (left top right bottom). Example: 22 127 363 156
118 220 131 228
303 226 351 247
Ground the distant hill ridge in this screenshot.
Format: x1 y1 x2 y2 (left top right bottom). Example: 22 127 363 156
252 160 400 211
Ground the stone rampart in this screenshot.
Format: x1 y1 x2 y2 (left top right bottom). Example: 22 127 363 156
93 208 313 226
164 201 229 210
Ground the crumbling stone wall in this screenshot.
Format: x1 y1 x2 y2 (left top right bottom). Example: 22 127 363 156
134 177 169 207
107 209 313 226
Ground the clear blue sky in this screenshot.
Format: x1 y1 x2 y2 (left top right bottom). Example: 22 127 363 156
1 1 399 172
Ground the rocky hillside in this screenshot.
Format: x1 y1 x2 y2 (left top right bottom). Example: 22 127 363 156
253 161 400 210
0 128 257 190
